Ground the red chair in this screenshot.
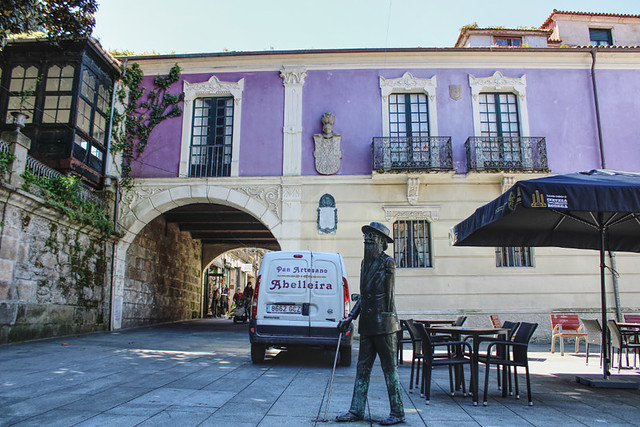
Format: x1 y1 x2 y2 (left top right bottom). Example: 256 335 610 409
550 314 587 355
489 314 501 328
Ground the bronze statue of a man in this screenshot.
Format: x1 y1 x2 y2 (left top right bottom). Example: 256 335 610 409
336 222 405 425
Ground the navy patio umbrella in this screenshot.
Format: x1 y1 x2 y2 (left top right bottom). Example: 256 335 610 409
451 170 640 384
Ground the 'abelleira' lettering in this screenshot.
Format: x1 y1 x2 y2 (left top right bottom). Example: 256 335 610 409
269 279 333 291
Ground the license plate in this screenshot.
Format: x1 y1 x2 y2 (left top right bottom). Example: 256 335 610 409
267 304 302 314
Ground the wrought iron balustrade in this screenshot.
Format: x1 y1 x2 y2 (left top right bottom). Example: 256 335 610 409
465 136 548 172
188 144 231 177
25 154 107 209
372 136 453 172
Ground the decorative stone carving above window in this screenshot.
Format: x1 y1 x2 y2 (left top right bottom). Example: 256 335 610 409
383 204 440 223
183 75 245 106
379 72 439 137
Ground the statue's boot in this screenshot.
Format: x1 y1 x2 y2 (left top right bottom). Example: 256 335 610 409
336 411 364 422
380 414 405 425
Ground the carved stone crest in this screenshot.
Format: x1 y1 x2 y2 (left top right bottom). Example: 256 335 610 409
313 113 342 175
449 85 462 101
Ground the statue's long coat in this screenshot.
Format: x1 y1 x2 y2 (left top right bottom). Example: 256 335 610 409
351 252 399 336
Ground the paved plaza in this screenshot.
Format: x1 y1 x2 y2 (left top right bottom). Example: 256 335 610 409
1 319 639 426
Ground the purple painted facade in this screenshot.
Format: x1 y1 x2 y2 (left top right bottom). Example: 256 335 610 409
131 51 640 178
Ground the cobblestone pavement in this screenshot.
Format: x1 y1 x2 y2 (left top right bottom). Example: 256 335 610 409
1 319 639 426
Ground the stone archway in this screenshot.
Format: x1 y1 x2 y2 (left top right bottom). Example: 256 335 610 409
109 179 284 329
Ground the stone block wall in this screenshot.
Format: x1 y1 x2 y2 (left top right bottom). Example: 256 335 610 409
122 215 201 327
0 187 113 343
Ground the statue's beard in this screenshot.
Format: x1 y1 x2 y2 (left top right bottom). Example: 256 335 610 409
364 241 382 268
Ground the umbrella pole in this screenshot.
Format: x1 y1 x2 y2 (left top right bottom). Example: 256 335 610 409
600 226 609 380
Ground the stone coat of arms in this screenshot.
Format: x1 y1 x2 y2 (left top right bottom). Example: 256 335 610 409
313 113 342 175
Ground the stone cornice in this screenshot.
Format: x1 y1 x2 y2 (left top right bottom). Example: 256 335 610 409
129 49 640 76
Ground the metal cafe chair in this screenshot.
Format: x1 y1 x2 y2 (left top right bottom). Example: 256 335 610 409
480 322 538 406
622 314 640 347
471 321 520 395
397 320 412 365
608 319 640 372
494 321 520 394
412 320 473 404
403 319 424 392
454 315 467 326
580 318 603 367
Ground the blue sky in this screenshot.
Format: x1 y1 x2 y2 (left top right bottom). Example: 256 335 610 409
93 0 638 54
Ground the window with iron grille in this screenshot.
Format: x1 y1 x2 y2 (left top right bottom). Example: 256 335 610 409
393 219 432 268
189 97 234 177
479 92 521 168
388 93 430 165
589 28 612 46
496 246 533 267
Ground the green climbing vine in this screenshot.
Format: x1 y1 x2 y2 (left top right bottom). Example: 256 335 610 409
21 170 113 236
110 62 184 188
0 150 16 182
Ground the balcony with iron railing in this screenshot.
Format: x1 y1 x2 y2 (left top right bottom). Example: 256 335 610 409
465 136 548 172
372 136 453 172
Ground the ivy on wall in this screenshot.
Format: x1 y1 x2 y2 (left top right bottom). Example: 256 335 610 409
0 151 16 182
110 62 184 187
22 171 113 236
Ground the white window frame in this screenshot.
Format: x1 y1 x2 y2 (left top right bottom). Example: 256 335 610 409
469 71 530 137
379 72 439 137
180 75 244 177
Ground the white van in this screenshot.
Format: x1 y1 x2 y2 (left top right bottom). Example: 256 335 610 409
249 251 353 365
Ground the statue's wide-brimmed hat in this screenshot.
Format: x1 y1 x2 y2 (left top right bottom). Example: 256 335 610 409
362 221 393 243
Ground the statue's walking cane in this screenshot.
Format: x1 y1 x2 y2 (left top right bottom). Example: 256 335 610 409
315 332 343 422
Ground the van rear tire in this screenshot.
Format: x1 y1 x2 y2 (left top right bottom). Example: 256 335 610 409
251 343 265 363
339 346 352 366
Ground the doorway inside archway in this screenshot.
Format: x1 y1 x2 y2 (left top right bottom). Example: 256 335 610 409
203 248 267 320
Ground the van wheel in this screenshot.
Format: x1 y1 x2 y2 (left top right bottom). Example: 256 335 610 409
251 343 265 363
339 346 352 366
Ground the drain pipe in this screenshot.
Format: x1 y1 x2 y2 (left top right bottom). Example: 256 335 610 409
591 47 622 320
106 59 128 331
608 250 622 321
108 176 120 330
590 48 606 169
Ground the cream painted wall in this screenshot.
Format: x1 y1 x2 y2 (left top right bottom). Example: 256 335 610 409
116 175 640 340
554 16 640 46
277 173 640 339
